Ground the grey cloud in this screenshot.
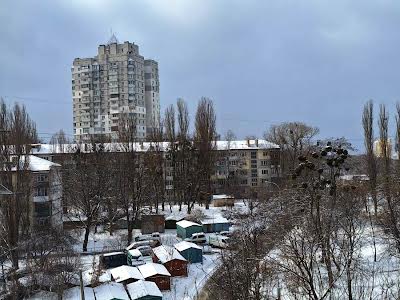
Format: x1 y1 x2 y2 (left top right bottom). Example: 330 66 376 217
1 0 400 149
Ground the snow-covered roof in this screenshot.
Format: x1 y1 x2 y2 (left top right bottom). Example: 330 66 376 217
93 282 130 300
165 210 186 221
216 139 279 150
128 249 142 258
103 251 125 257
126 280 162 299
12 155 60 172
176 220 202 228
138 262 171 278
63 286 96 300
213 194 234 200
110 265 144 282
339 174 369 181
153 245 187 263
30 139 279 155
201 216 230 225
174 241 202 252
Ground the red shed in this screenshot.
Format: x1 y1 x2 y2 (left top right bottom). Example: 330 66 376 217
137 263 171 290
152 245 188 277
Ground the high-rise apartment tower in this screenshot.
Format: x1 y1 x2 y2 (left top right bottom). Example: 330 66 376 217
72 35 160 141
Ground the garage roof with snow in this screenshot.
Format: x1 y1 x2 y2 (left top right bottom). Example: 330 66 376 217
138 262 171 278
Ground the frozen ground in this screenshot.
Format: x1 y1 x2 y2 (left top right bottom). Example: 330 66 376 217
69 200 247 253
162 253 221 300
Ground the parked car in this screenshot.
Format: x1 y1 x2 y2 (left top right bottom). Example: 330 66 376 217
127 249 152 267
136 245 153 256
126 239 159 251
134 232 161 243
219 231 232 237
185 232 207 244
209 235 229 248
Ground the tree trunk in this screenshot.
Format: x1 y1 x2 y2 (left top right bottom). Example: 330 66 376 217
83 219 92 252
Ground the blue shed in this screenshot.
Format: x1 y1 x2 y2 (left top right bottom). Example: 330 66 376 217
174 241 203 263
201 217 231 233
176 220 203 239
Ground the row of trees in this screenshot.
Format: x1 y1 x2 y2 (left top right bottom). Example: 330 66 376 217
206 101 400 299
60 97 217 251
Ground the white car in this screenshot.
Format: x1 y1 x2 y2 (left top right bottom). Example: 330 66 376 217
209 235 229 248
185 232 207 244
134 232 161 242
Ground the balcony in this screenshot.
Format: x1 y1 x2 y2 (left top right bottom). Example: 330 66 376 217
33 195 49 203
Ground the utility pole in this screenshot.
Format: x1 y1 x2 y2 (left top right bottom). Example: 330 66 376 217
79 269 85 300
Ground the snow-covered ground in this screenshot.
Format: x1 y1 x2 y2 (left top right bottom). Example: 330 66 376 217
163 253 221 300
2 201 243 299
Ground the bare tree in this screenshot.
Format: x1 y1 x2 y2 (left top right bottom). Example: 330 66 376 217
379 104 400 252
362 100 378 215
63 137 112 252
144 122 165 213
264 122 319 176
0 100 37 272
115 113 143 244
164 104 177 210
194 97 217 209
174 99 199 213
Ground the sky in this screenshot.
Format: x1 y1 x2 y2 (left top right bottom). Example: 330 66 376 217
1 0 400 151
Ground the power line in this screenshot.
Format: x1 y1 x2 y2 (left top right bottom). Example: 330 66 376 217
2 95 71 105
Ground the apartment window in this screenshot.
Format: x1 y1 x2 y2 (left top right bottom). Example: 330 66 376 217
261 160 268 166
261 169 268 175
34 202 51 218
35 186 48 197
251 151 257 159
37 174 48 182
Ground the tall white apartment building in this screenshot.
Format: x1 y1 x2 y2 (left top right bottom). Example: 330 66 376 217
72 35 160 141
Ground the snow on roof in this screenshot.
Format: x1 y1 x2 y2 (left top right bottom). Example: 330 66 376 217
339 174 369 181
110 265 144 282
138 262 171 278
13 155 60 172
213 194 234 200
30 139 279 155
201 216 230 225
63 286 96 300
176 220 202 228
103 251 125 257
153 245 187 263
174 241 202 252
165 210 186 221
93 282 130 300
128 249 142 258
126 280 162 299
216 139 279 150
26 291 58 300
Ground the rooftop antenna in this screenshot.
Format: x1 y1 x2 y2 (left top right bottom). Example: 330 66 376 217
107 28 118 45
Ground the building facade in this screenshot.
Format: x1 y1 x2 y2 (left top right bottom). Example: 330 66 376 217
7 156 63 230
30 139 280 196
72 35 160 141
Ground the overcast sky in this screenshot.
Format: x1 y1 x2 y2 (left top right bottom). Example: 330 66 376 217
1 0 400 150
